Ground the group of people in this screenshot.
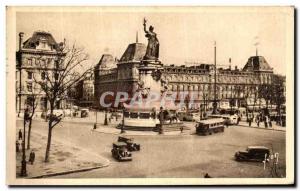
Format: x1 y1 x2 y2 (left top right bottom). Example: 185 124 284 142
248 113 272 128
16 129 36 165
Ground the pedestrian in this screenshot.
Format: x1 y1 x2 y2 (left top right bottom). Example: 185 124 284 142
159 107 164 134
204 173 211 178
248 114 252 127
268 116 272 127
264 116 268 128
256 115 260 127
18 129 22 140
28 150 35 165
180 126 183 133
16 141 20 152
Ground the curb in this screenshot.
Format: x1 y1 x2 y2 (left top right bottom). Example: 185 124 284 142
92 128 192 137
29 163 109 179
237 124 286 132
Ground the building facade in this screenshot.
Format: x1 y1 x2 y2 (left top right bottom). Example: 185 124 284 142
16 31 65 114
94 41 284 111
72 71 95 107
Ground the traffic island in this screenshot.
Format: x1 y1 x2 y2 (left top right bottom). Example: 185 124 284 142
16 132 109 178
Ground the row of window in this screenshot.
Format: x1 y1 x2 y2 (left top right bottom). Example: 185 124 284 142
27 71 59 81
25 58 61 68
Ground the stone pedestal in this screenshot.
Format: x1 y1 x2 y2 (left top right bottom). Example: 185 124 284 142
138 60 163 95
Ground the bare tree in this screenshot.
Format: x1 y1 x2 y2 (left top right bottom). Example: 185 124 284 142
33 41 91 162
26 92 39 150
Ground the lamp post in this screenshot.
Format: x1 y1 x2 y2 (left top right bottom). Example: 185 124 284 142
104 109 108 125
120 107 125 134
20 107 29 177
212 41 218 114
93 109 98 129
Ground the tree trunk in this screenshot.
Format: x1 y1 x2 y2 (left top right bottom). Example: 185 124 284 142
44 120 53 162
45 102 54 162
26 119 32 150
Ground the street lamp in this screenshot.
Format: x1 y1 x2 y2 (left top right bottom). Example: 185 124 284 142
104 108 108 125
212 41 218 114
20 106 29 177
120 107 125 134
93 109 98 129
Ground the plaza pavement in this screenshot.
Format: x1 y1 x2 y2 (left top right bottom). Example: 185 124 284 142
16 113 286 178
16 122 109 178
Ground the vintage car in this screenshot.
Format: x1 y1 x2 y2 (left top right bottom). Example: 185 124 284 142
111 142 132 161
178 111 200 121
80 108 89 118
195 118 225 136
118 136 140 151
235 146 270 162
208 114 238 125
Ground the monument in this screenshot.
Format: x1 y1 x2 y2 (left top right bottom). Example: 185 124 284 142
137 18 164 97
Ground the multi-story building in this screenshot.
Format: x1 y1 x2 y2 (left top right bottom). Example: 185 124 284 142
16 31 65 114
94 40 284 111
72 71 95 107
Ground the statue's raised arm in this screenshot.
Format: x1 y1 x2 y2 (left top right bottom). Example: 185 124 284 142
143 18 148 33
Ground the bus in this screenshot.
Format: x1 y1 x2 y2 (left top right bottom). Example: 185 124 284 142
195 118 225 136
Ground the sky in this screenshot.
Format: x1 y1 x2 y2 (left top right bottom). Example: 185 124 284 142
16 7 293 75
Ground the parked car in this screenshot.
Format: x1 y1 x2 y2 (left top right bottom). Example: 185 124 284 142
118 136 140 151
235 146 270 162
80 108 89 118
46 109 64 120
178 111 199 121
111 142 132 161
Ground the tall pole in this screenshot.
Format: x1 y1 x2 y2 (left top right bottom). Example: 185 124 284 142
212 41 217 114
21 108 28 176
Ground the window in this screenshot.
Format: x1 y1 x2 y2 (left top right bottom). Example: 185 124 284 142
139 113 150 119
41 72 46 80
27 82 33 92
56 61 61 69
26 96 34 107
41 42 46 48
27 71 33 80
54 73 59 80
130 112 138 118
27 59 32 66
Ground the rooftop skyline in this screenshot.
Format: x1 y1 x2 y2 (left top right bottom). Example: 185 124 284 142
16 7 292 75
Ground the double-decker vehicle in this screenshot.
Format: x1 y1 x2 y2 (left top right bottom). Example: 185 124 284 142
195 118 225 136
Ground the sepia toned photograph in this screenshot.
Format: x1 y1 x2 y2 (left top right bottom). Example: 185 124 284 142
6 6 294 185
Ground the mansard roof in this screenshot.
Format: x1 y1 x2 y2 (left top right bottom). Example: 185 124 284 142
23 31 60 50
120 43 146 62
242 56 273 72
95 54 117 70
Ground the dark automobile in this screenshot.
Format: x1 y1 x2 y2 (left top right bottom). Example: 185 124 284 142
235 146 270 162
118 136 140 151
111 142 132 161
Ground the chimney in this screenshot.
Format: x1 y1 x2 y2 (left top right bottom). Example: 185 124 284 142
19 32 24 51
